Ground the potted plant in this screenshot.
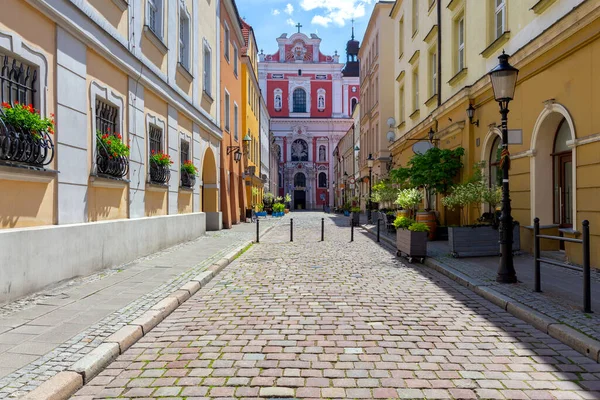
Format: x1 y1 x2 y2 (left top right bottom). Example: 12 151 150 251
263 192 275 215
342 202 351 216
96 129 130 178
442 174 520 257
284 193 292 213
256 203 267 217
394 188 423 219
180 160 198 188
273 202 285 217
371 179 400 212
393 216 429 263
149 150 172 184
351 206 361 225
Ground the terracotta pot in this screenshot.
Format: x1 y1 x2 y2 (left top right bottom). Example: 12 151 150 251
397 209 410 219
416 211 437 241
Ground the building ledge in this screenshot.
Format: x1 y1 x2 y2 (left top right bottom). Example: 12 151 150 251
447 0 461 11
143 25 168 55
425 94 438 108
428 0 437 14
90 174 129 188
289 112 310 118
409 50 420 65
202 89 214 104
481 31 511 58
177 62 194 83
179 186 194 192
448 68 468 86
531 0 558 14
396 70 405 82
409 109 420 119
424 25 438 44
559 227 581 237
111 0 128 11
0 163 58 183
146 182 169 192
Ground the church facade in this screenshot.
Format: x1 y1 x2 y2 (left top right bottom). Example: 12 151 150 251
258 27 359 210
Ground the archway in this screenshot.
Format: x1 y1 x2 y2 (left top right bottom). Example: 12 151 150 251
530 102 577 227
202 148 220 231
293 172 306 210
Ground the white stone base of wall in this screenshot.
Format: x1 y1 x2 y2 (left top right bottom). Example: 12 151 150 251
205 212 222 231
0 213 207 304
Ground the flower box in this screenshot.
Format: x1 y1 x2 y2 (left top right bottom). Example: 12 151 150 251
181 171 196 188
96 148 129 178
256 211 267 217
396 228 428 262
448 223 520 258
150 164 170 184
344 210 350 217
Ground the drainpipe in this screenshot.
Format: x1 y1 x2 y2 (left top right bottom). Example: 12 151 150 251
437 0 442 107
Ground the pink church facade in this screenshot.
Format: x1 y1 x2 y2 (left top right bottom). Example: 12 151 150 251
259 31 359 210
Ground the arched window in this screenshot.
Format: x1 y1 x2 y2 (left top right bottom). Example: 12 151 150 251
318 145 326 162
553 118 572 227
318 172 327 188
293 88 306 113
291 139 308 161
351 98 358 113
489 135 501 188
294 173 306 187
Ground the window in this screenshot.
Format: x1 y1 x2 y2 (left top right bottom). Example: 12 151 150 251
412 0 419 36
457 16 465 71
399 85 405 121
95 99 118 136
149 124 163 155
553 119 573 227
430 51 437 96
224 91 230 131
351 98 358 113
274 89 282 111
398 19 404 57
147 0 163 38
495 0 506 40
233 103 238 140
180 140 190 164
233 44 238 76
317 89 326 111
224 25 230 61
203 42 212 95
318 172 327 188
0 54 37 107
179 8 190 69
412 69 419 111
293 88 306 113
294 173 306 187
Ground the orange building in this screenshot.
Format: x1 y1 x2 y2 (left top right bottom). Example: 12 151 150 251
219 0 247 228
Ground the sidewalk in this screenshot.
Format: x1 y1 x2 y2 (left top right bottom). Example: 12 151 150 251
358 216 600 358
0 217 280 399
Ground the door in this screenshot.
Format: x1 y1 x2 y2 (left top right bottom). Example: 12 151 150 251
294 190 306 210
554 153 573 250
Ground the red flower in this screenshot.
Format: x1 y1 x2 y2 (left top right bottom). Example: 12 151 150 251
107 127 111 131
1 102 10 109
152 150 155 154
117 134 122 139
50 113 55 117
107 140 112 145
126 144 130 149
113 152 117 157
14 101 18 105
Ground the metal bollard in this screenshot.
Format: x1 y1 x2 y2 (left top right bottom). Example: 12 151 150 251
583 220 591 313
377 218 381 243
351 219 354 242
256 219 260 244
290 218 294 242
534 218 541 292
321 218 324 241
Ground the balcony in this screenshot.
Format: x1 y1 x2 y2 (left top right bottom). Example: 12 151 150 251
0 119 54 168
150 163 170 185
96 148 129 179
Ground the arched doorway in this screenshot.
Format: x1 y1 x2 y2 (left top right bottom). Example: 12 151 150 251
293 172 306 210
530 103 576 229
202 147 220 230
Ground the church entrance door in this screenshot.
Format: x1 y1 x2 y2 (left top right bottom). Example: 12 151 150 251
294 190 306 210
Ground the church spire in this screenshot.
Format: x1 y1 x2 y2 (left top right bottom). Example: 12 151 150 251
351 18 355 40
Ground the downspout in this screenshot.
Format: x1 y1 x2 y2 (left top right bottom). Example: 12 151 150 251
437 0 442 107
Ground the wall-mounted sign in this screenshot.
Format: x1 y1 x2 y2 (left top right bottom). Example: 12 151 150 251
272 74 284 79
508 129 523 145
316 74 327 80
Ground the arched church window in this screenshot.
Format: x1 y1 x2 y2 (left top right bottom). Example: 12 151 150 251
274 89 282 111
293 88 307 113
294 173 306 187
318 145 326 162
318 172 327 188
291 139 308 161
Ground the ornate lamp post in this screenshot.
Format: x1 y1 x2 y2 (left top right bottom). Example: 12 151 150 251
367 154 374 223
489 51 519 283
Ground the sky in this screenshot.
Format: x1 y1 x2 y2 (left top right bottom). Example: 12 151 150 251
236 0 376 62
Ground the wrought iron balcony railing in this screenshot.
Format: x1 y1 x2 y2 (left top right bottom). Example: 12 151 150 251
95 140 129 179
0 117 54 167
180 170 196 188
149 162 170 184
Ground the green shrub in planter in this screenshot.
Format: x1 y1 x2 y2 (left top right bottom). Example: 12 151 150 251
393 216 414 229
408 222 430 232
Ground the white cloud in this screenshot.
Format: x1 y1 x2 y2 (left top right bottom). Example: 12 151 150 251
300 0 371 26
286 18 296 27
285 3 294 15
272 9 280 15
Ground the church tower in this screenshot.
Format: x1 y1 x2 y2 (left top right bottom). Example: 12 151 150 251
342 20 360 78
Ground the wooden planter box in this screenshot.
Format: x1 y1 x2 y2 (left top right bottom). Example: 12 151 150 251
396 228 428 262
448 223 521 258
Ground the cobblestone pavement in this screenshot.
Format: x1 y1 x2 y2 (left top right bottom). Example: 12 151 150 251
0 218 279 399
361 216 600 344
74 212 600 399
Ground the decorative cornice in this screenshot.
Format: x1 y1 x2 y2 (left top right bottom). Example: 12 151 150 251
436 120 465 141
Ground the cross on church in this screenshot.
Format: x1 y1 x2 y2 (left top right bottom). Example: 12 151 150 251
296 22 302 33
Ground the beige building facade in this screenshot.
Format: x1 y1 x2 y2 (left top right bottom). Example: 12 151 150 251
0 0 222 302
388 0 600 267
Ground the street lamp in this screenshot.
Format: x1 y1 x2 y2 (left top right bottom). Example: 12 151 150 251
367 153 374 223
489 51 519 284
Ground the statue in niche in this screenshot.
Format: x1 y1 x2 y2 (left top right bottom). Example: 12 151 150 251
293 42 307 61
291 139 308 161
274 94 282 110
319 145 326 161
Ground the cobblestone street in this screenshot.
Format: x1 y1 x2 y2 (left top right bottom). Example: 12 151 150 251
74 212 600 399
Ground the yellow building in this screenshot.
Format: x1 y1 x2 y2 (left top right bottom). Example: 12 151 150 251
0 0 222 302
240 19 262 211
389 0 600 267
358 1 395 212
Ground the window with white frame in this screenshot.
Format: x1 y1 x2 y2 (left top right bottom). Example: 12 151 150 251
412 69 419 111
224 91 230 131
412 0 419 36
234 103 238 140
233 44 238 76
179 6 190 70
147 0 163 38
274 89 283 111
495 0 506 40
180 139 190 165
203 42 212 95
318 172 327 188
398 18 404 57
457 16 465 72
430 50 437 96
149 124 163 155
317 89 326 111
224 24 230 61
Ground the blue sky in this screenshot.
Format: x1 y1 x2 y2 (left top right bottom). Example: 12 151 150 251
237 0 376 62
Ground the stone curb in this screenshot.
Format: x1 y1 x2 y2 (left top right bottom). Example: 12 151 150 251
24 221 279 400
360 224 600 363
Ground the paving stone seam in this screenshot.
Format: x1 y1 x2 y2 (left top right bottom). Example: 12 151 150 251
17 221 280 400
361 223 600 364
